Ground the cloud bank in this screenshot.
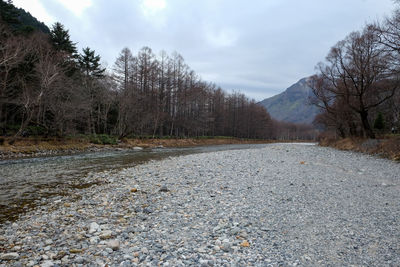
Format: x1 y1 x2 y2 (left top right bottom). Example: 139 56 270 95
13 0 396 100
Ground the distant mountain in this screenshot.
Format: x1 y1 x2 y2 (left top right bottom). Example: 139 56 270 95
258 77 320 124
0 0 50 34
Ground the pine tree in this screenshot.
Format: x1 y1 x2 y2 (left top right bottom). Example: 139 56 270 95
78 47 106 135
0 1 50 34
0 0 19 26
373 112 385 130
79 47 105 78
50 22 77 55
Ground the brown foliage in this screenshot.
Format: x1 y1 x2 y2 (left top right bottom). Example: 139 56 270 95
112 47 278 139
1 20 315 141
319 136 400 161
310 21 400 139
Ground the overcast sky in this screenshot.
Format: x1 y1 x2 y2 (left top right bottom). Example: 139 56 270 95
12 0 397 101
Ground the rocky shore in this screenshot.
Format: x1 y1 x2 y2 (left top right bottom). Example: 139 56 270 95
0 145 113 160
0 143 399 266
0 137 274 160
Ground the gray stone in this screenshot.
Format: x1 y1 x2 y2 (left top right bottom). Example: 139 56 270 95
199 259 209 267
143 208 153 214
0 252 19 260
123 254 132 260
107 239 120 251
88 222 100 234
159 185 169 192
75 256 85 264
1 143 400 266
40 260 54 267
99 230 113 239
197 247 206 253
89 236 100 244
221 239 231 252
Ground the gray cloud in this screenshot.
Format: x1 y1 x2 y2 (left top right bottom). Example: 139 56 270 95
18 0 396 100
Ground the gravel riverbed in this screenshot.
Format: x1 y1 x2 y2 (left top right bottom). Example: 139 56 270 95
0 143 399 266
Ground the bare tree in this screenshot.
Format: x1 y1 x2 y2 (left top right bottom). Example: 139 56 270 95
0 23 31 131
113 47 134 137
311 26 399 138
14 34 64 137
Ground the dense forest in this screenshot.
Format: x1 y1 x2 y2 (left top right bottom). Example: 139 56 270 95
310 8 400 139
0 0 316 141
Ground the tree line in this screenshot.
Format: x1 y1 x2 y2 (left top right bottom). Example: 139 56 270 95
310 7 400 139
0 19 275 139
0 1 317 141
111 47 277 139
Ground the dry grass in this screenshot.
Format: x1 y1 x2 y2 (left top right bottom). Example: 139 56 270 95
0 137 93 154
319 136 400 161
120 138 275 148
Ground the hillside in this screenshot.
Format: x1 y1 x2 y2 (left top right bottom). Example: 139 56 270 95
259 77 320 124
0 0 49 33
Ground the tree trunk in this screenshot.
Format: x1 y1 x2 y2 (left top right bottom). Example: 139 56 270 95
12 109 33 142
152 114 159 138
360 111 375 139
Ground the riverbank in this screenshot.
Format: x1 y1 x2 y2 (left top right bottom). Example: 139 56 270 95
0 136 290 160
0 144 270 225
319 136 400 161
0 144 399 266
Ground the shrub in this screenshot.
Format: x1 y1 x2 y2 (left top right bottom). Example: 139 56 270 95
89 135 101 144
5 125 20 135
195 136 234 139
25 125 47 136
89 134 118 145
374 112 385 130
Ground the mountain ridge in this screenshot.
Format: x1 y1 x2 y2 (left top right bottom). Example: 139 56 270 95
258 77 320 124
0 1 50 34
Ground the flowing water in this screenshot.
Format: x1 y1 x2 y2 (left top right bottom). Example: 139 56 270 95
0 144 267 223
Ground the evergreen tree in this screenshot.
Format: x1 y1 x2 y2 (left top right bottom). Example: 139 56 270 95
0 1 50 34
17 7 50 34
50 22 77 54
78 47 106 135
373 112 385 130
0 0 19 26
79 47 105 78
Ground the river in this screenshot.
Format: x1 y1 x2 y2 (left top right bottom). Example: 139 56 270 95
0 144 267 224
